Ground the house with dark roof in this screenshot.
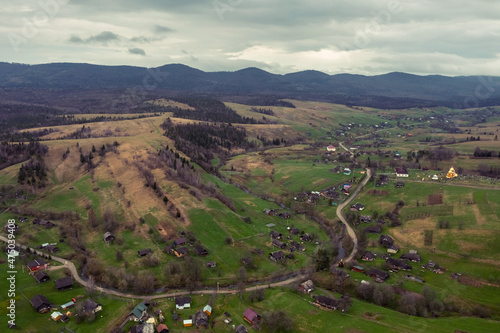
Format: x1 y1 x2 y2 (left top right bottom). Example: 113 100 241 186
331 267 350 280
195 245 208 256
315 295 340 310
27 259 49 272
379 235 394 247
290 241 305 252
138 248 152 257
175 296 191 310
365 225 382 234
401 253 422 262
377 174 389 186
386 258 412 271
350 203 365 211
269 230 283 240
289 228 300 235
360 215 372 223
361 251 375 261
243 308 261 326
300 233 311 242
30 294 51 313
54 276 73 291
45 245 59 253
396 181 405 188
387 244 400 254
235 324 248 333
367 267 390 282
395 167 409 177
174 247 188 257
130 302 148 321
206 261 216 268
269 250 285 261
103 232 115 242
173 238 186 246
33 271 50 283
82 299 102 314
272 239 286 249
193 310 209 328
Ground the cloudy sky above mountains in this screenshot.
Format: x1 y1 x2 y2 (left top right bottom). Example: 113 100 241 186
1 0 500 76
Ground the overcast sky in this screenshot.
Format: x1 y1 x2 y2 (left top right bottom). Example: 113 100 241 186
1 0 500 76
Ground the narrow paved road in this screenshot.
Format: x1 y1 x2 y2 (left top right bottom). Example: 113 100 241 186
337 141 372 263
1 235 305 299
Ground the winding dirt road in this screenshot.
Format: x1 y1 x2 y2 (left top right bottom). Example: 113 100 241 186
337 142 372 263
1 235 305 299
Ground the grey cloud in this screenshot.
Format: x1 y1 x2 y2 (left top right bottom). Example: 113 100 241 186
154 25 174 34
69 31 120 45
128 47 146 56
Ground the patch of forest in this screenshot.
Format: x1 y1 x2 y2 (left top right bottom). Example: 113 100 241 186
0 141 48 171
169 96 260 123
161 118 256 173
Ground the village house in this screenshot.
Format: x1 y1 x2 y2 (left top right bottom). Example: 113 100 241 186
30 294 51 313
379 235 394 248
366 267 390 282
396 181 405 188
350 203 365 211
243 308 261 326
270 230 283 240
351 265 365 273
377 174 389 186
272 239 286 249
195 245 208 256
175 296 191 310
27 259 49 272
290 241 305 251
386 258 412 271
300 233 312 242
360 215 372 223
331 267 350 280
235 324 249 333
193 310 209 328
130 302 148 321
361 251 375 261
32 271 50 283
174 247 188 257
138 248 152 257
60 300 75 311
400 253 422 263
203 304 212 316
365 225 382 234
269 250 285 262
298 280 315 294
395 167 409 177
103 231 115 242
327 145 336 152
45 245 59 253
206 260 216 268
156 324 169 333
387 244 400 254
33 219 56 228
173 238 186 247
315 295 340 310
82 299 102 315
289 227 300 236
3 223 19 233
54 276 73 291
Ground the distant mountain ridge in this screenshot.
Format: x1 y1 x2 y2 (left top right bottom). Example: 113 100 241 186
1 62 499 108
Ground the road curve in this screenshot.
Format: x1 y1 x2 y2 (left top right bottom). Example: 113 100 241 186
1 235 305 299
336 142 372 263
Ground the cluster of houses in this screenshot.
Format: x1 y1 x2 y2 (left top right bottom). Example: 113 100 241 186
128 297 213 332
262 208 291 219
297 279 351 312
268 228 311 262
30 292 101 324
